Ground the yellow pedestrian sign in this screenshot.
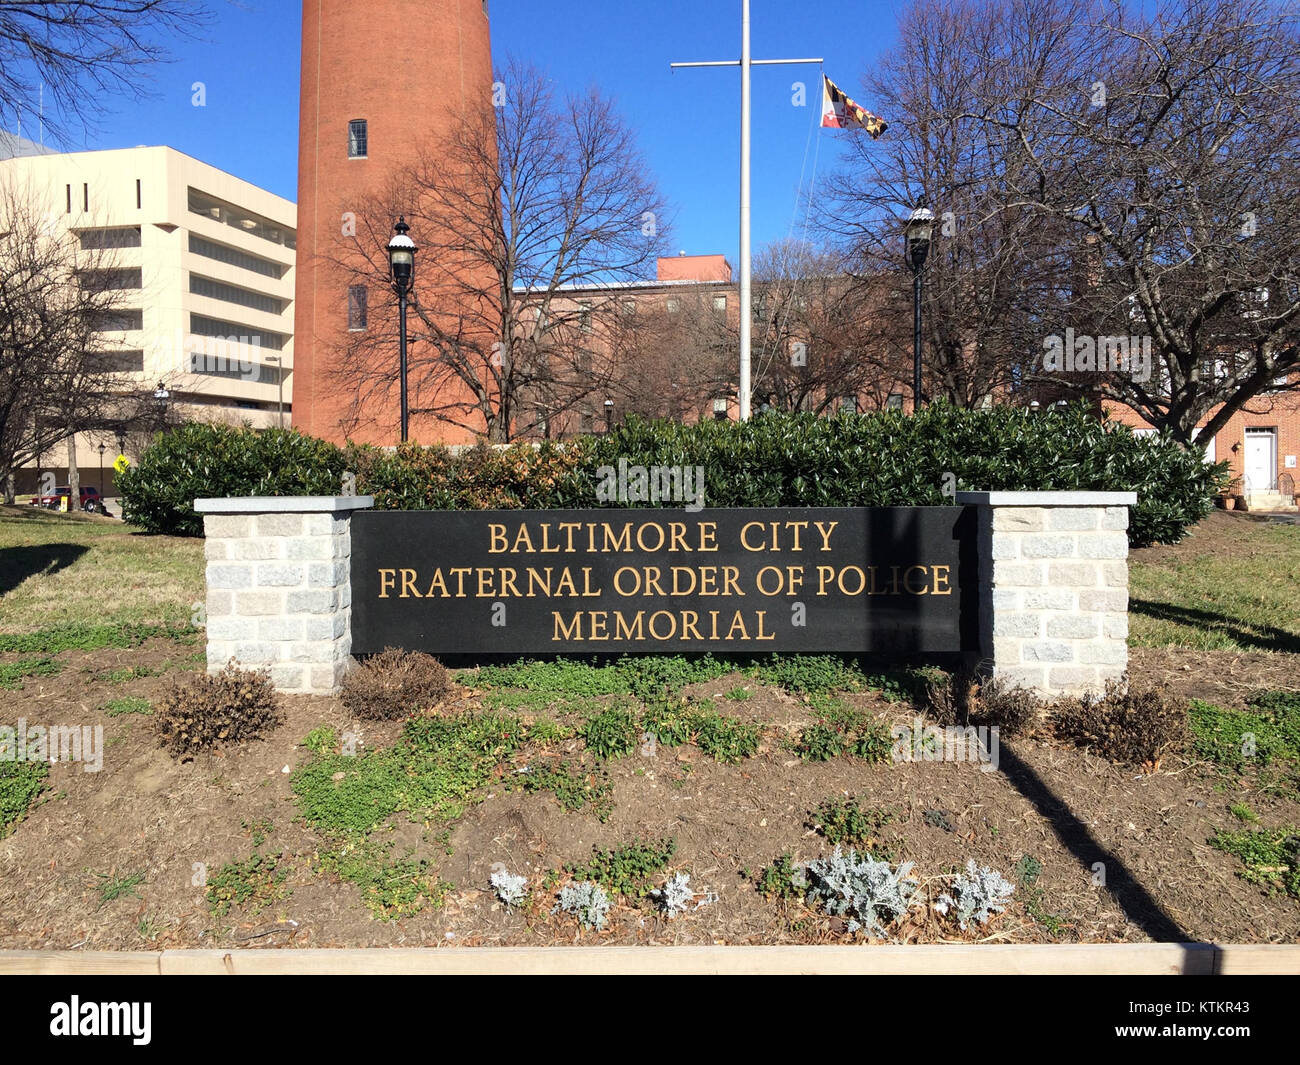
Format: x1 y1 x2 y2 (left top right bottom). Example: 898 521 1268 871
113 454 130 474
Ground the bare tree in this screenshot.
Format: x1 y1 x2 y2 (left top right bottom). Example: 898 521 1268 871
821 0 1103 408
0 1 208 139
604 290 733 424
333 58 671 442
990 0 1300 446
0 177 161 502
744 239 905 413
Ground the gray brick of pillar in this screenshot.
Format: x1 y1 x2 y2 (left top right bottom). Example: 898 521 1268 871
195 496 374 694
957 491 1137 699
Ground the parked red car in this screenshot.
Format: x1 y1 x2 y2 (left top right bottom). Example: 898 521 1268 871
30 486 108 514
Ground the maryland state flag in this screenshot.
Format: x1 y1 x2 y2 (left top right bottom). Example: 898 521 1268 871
820 74 887 138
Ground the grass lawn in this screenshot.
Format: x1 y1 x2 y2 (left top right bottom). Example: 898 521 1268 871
0 505 203 635
1128 511 1300 653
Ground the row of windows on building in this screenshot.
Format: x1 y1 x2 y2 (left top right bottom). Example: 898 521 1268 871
65 180 142 214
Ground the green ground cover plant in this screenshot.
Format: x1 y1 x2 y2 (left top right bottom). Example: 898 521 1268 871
0 760 49 837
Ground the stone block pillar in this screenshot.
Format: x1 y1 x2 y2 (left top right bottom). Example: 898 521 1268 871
194 496 374 694
956 491 1137 699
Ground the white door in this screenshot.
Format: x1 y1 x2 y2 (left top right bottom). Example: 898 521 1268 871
1244 428 1277 492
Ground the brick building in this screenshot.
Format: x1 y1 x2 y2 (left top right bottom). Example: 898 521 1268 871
293 0 493 445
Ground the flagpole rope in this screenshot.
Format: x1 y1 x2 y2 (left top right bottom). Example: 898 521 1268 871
787 70 822 244
800 93 823 249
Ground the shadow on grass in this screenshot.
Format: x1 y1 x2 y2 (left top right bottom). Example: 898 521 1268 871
1130 598 1300 655
0 543 88 598
999 741 1191 944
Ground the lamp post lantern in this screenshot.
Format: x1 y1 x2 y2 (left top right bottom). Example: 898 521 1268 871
603 398 614 433
904 205 934 411
98 443 106 496
387 217 417 443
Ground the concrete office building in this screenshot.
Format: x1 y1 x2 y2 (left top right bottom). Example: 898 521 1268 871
0 144 297 495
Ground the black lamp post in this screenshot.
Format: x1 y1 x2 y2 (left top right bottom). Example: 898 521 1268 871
603 399 614 433
387 217 417 443
98 443 106 495
904 205 934 411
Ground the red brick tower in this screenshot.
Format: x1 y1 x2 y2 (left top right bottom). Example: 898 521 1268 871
294 0 493 443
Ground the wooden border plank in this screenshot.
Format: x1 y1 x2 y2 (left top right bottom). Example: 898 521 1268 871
2 944 1297 976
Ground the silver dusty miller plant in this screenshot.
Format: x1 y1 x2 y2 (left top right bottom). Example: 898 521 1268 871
553 881 611 930
489 869 529 908
649 872 693 917
804 847 918 937
935 859 1015 929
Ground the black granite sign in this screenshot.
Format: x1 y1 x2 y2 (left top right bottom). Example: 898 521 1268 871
349 507 977 656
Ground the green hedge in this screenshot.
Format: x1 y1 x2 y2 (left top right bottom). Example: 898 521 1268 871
120 404 1225 546
118 423 348 536
587 404 1226 547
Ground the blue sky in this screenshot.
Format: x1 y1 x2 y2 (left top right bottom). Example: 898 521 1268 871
26 0 897 266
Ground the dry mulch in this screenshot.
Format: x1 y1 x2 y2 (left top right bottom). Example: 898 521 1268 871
2 642 1298 950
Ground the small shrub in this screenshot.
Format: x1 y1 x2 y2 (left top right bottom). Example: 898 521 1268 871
691 709 760 764
1014 854 1043 884
205 852 291 917
813 798 895 850
973 677 1039 735
564 838 677 898
1230 803 1260 823
650 872 694 917
914 666 959 725
341 648 453 721
524 717 567 742
553 880 611 930
755 853 806 899
804 847 918 936
640 697 696 747
724 686 752 701
795 696 891 762
155 663 283 757
0 760 49 838
936 859 1016 929
490 870 529 908
754 655 864 695
1052 681 1188 765
580 704 639 759
615 654 732 699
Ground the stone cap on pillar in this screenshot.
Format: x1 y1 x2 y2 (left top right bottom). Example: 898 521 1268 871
955 491 1137 507
194 496 375 513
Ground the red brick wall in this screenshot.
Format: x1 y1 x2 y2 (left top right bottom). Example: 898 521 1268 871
1106 388 1300 495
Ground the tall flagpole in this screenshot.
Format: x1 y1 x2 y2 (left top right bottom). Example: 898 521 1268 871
739 0 752 421
672 3 822 421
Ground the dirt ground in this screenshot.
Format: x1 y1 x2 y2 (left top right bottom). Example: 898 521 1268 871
1 640 1297 950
